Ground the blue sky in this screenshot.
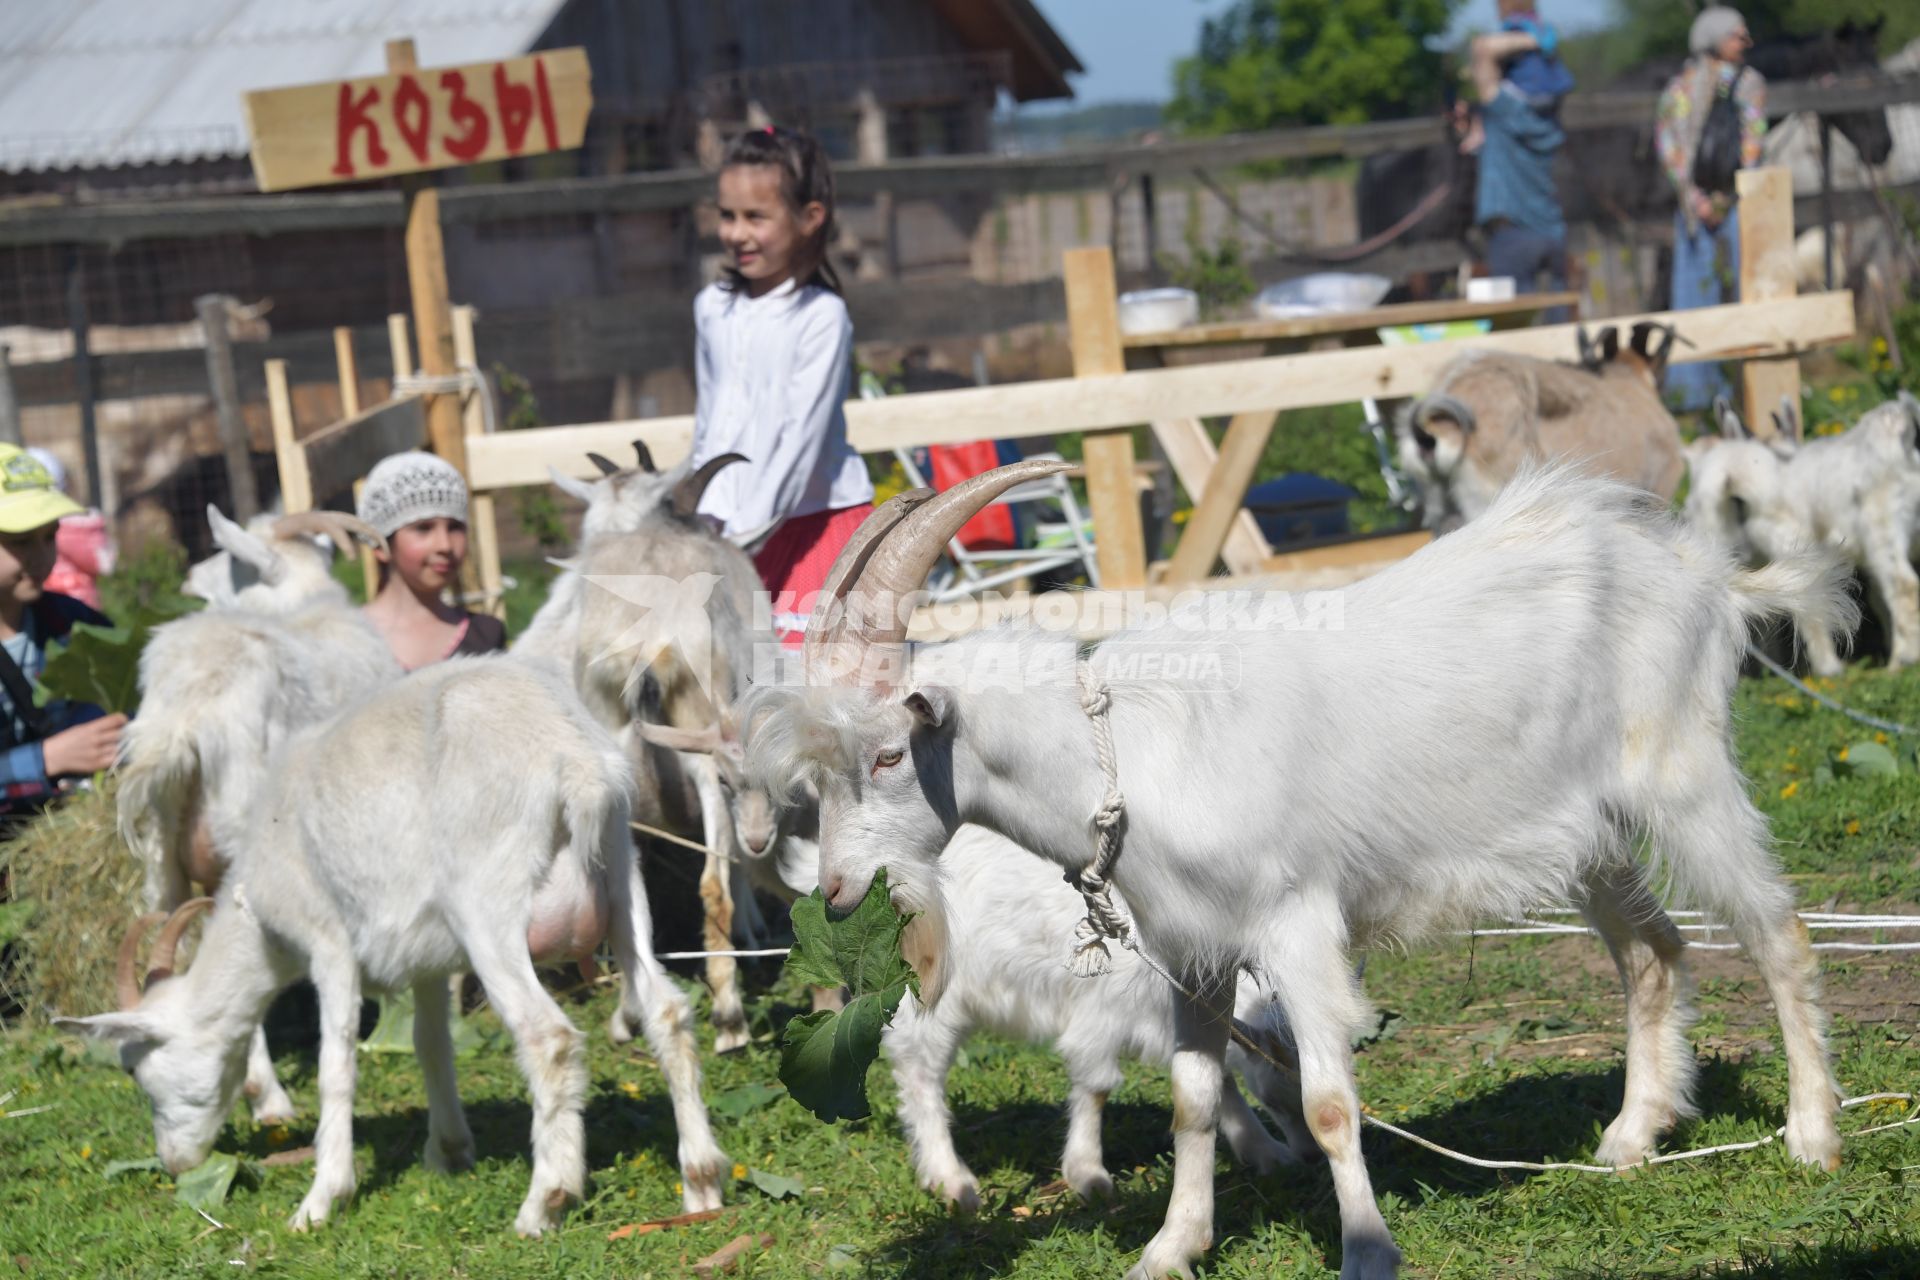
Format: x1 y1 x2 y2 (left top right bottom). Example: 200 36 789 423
1034 0 1617 106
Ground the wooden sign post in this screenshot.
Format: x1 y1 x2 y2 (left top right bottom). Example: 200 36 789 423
244 41 590 613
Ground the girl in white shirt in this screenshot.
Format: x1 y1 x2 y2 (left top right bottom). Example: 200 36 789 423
692 126 874 647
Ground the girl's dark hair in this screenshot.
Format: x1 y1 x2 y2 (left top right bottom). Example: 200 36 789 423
719 125 841 294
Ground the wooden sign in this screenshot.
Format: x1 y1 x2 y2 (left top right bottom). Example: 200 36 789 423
243 48 592 192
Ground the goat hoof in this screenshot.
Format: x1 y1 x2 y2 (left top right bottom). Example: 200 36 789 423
941 1176 981 1215
515 1187 574 1237
1786 1115 1842 1171
1066 1166 1115 1202
607 1009 637 1045
1338 1234 1404 1279
288 1196 333 1232
1593 1125 1655 1170
424 1136 477 1175
713 1025 750 1054
250 1099 298 1126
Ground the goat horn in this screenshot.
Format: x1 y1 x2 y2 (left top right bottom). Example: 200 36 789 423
1713 395 1745 439
636 721 722 754
116 912 168 1010
632 440 657 473
671 453 747 520
586 452 621 477
803 487 937 679
273 510 388 555
145 897 215 986
816 460 1071 682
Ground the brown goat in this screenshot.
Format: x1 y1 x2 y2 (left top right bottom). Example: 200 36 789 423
1398 323 1686 528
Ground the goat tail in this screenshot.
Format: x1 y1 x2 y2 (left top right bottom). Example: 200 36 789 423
1730 548 1861 657
115 717 201 912
559 741 636 876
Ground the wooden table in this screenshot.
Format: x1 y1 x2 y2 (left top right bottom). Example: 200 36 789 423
1124 292 1582 583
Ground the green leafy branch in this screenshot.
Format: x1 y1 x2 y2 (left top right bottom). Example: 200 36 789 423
36 592 203 717
778 869 918 1124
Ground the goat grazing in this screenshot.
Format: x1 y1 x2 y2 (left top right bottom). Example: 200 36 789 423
745 460 1851 1280
1399 322 1685 528
63 657 726 1236
1686 392 1920 675
888 824 1309 1211
118 507 401 1122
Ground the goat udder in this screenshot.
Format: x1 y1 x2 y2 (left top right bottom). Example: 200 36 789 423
526 891 609 965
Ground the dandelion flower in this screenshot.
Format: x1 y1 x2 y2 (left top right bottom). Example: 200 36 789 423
1837 746 1849 761
733 1163 748 1181
1845 819 1862 836
1875 732 1889 745
1779 781 1800 799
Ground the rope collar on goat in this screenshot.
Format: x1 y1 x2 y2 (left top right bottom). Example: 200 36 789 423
1067 661 1132 976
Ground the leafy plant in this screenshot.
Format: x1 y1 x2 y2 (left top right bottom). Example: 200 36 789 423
1160 229 1255 320
777 869 918 1123
36 592 203 716
494 363 571 554
1167 0 1460 134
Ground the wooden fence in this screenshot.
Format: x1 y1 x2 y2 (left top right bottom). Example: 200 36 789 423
271 166 1853 634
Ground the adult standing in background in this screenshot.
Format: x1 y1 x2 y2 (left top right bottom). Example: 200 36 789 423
1467 2 1576 321
1657 7 1767 411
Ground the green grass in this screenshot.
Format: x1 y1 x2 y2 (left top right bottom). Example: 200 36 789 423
4 667 1920 1277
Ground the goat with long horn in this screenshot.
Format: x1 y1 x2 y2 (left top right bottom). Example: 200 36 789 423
745 459 1851 1280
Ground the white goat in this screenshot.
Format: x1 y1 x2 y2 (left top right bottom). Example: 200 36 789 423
746 461 1852 1280
559 449 776 1052
888 824 1309 1211
1685 392 1920 675
63 657 727 1235
118 507 401 1122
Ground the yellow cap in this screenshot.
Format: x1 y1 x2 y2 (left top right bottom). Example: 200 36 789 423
0 444 82 534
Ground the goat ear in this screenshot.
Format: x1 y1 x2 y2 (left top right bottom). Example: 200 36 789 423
635 721 720 754
207 505 284 584
547 466 598 505
1772 395 1801 443
903 686 950 729
54 1011 170 1046
1713 395 1746 439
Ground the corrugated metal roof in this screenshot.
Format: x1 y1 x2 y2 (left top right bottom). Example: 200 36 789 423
0 0 569 173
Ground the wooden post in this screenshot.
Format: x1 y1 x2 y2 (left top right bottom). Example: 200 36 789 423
266 359 311 515
1737 166 1800 443
386 313 414 390
1165 409 1279 583
451 305 505 619
1062 247 1148 589
386 39 467 475
65 250 104 512
335 327 383 599
0 344 20 447
197 294 261 521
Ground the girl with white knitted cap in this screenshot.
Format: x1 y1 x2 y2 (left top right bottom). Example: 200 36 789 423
356 451 506 670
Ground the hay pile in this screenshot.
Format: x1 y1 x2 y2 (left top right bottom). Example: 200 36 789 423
0 779 142 1022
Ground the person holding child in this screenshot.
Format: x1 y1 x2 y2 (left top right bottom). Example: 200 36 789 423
688 125 874 648
356 451 506 670
1466 1 1576 319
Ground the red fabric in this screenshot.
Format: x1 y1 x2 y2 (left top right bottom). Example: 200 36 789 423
928 442 1016 550
753 502 874 648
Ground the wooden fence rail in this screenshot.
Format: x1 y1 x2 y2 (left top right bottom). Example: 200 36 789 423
276 166 1852 612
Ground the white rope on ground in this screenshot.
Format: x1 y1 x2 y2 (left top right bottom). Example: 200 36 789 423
1746 647 1920 736
656 947 792 961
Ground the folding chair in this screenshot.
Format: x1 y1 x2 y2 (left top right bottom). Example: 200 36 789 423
892 445 1100 602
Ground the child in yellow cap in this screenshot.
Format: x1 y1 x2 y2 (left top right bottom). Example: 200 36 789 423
0 444 122 821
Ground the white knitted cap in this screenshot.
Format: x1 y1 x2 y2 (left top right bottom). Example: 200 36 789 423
356 451 468 537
